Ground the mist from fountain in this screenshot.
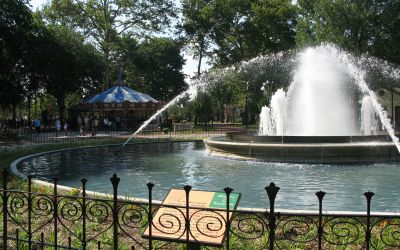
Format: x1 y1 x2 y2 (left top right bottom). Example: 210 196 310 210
258 106 272 135
361 95 378 135
259 44 400 152
121 43 400 152
121 52 288 147
269 89 286 135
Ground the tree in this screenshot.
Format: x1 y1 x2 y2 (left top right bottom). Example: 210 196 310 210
0 0 35 121
33 24 104 124
209 76 236 122
180 0 215 77
296 0 400 64
211 0 297 66
192 91 213 127
117 37 187 101
41 0 177 85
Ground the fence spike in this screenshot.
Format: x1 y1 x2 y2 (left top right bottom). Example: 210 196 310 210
147 182 154 250
364 191 374 250
224 187 233 250
265 182 280 250
316 191 326 250
184 185 192 248
111 174 120 250
2 169 8 249
54 176 59 250
81 178 87 250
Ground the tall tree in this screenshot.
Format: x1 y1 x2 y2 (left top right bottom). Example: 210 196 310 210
0 0 35 120
117 37 187 101
180 0 215 77
296 0 400 64
192 91 213 127
209 76 237 122
33 24 104 124
41 0 177 86
211 0 297 66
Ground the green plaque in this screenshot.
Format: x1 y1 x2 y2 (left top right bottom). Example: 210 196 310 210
209 192 240 209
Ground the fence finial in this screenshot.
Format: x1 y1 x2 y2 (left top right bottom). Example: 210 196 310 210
316 191 326 201
147 182 154 191
53 176 59 183
364 191 374 201
265 182 280 202
224 187 233 195
110 174 120 188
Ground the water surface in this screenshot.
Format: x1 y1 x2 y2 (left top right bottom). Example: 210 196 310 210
17 141 400 212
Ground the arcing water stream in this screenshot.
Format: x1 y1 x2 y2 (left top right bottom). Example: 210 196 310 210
122 44 400 152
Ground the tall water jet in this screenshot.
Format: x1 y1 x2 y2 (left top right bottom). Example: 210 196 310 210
269 89 286 135
286 47 358 136
361 96 378 135
207 44 400 163
259 106 273 135
259 46 359 136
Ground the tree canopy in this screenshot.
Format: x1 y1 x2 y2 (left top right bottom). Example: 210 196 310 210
2 0 400 126
296 0 400 64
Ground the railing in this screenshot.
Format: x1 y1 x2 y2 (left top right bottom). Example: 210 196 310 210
0 123 248 150
1 169 399 249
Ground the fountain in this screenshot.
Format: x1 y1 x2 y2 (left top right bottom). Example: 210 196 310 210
13 44 400 211
204 45 400 163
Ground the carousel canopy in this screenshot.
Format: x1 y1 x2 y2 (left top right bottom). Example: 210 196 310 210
84 85 158 104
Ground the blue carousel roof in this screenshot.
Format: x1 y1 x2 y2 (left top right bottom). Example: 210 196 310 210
85 85 158 104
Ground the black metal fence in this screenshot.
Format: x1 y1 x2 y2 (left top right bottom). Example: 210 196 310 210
1 169 399 249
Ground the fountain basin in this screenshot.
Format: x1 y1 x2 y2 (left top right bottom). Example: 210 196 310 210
204 132 400 163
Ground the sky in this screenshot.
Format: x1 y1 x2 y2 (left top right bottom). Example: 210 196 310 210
29 0 210 79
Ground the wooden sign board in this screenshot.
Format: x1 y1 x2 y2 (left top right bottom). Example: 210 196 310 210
142 189 240 246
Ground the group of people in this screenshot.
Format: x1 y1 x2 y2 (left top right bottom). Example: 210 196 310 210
33 118 69 135
1 117 68 135
77 115 99 137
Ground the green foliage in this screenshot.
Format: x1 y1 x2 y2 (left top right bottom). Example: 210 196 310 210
41 0 177 85
192 91 213 126
117 37 187 101
0 0 35 112
211 0 297 66
29 23 104 123
180 0 216 76
296 0 400 64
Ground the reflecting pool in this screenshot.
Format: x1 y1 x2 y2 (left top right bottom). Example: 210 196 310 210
17 141 400 212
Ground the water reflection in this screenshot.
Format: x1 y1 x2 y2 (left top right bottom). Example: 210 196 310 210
17 142 400 212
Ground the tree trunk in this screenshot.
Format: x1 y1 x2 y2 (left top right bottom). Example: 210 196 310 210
197 37 205 77
104 46 111 88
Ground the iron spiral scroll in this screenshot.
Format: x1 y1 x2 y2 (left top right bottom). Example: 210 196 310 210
190 208 226 239
2 168 400 249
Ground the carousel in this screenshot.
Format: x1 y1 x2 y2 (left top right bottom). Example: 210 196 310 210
68 84 162 130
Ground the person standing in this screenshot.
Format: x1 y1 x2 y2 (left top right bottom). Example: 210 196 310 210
77 116 82 134
84 116 89 133
34 118 41 134
55 119 61 135
91 116 98 137
64 122 69 136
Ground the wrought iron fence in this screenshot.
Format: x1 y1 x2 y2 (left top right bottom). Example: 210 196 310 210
1 169 399 249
